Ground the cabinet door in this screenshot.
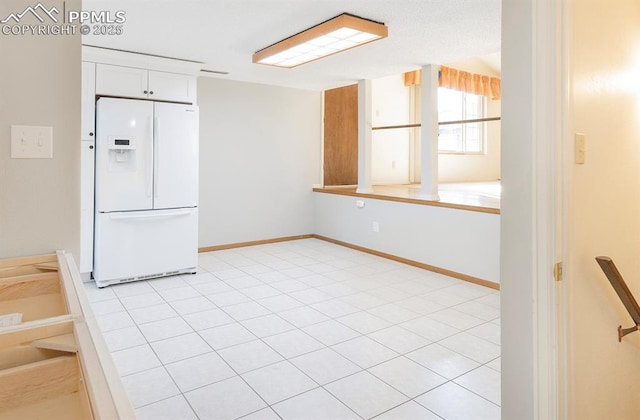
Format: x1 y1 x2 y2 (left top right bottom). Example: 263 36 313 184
148 71 196 103
80 140 95 274
95 64 149 99
81 62 96 140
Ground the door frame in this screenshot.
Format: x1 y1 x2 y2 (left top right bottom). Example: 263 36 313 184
533 0 568 417
500 0 568 418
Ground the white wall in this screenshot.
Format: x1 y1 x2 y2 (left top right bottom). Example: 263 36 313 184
314 193 500 283
438 57 501 183
197 78 321 247
566 1 640 417
0 0 81 259
372 129 411 185
371 75 411 184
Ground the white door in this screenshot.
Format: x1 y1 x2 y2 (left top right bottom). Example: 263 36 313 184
80 140 95 274
95 98 154 212
153 102 199 209
81 61 96 140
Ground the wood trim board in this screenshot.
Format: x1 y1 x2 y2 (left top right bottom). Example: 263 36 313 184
0 355 81 410
199 234 499 290
199 235 314 253
313 235 499 290
313 186 500 214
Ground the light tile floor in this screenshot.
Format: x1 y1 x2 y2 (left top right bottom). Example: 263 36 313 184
85 239 501 420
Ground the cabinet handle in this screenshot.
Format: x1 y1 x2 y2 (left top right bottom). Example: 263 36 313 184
143 90 148 94
89 145 94 150
89 132 94 137
149 91 154 95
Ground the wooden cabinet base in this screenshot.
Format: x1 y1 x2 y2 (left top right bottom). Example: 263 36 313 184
0 252 134 419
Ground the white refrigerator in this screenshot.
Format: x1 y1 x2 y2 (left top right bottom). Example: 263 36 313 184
93 97 199 287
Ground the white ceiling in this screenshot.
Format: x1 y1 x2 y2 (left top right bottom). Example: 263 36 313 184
83 0 501 91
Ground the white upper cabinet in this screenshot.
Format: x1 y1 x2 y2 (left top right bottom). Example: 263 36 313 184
81 61 96 140
95 64 196 104
95 64 148 100
148 71 196 103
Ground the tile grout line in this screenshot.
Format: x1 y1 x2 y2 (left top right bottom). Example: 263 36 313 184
106 282 189 414
89 239 501 418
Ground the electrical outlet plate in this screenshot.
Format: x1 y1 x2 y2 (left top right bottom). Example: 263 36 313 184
11 125 53 158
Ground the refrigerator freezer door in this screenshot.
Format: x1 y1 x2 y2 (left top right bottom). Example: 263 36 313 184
95 98 154 212
153 102 199 209
93 208 198 287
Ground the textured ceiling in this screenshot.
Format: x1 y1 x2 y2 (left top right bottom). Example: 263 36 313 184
83 0 501 91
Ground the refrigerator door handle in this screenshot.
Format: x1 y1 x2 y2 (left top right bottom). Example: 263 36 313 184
154 115 160 199
109 209 193 220
147 115 154 198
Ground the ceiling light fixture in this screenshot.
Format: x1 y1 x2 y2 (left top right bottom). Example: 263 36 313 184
253 13 388 69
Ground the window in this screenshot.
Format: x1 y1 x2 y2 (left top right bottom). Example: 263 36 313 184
438 87 485 154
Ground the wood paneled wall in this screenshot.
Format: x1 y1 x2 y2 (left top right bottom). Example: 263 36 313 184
323 84 358 185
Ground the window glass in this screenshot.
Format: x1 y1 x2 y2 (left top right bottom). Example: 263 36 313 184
438 88 485 154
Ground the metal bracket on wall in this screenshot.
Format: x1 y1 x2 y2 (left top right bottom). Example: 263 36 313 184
595 256 640 342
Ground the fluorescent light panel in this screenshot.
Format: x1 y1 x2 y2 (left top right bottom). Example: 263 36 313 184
253 13 388 68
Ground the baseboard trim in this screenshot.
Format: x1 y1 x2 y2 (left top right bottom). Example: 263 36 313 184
199 234 499 290
198 234 314 253
312 234 500 290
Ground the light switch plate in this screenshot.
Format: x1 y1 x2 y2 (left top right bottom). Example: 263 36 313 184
11 125 53 158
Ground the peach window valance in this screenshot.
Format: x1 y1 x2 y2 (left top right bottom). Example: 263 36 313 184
403 66 501 100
